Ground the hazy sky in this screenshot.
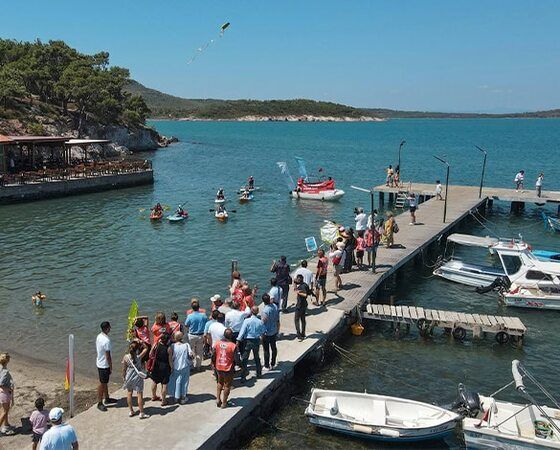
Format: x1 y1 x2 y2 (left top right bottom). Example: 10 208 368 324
2 0 559 112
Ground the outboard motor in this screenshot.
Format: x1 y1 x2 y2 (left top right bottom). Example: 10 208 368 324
475 276 510 294
451 383 481 418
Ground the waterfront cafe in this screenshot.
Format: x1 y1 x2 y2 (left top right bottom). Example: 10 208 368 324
0 134 111 174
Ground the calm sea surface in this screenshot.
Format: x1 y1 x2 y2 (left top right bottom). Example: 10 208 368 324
1 119 560 448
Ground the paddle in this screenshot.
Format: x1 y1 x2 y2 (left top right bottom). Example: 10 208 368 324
208 209 237 213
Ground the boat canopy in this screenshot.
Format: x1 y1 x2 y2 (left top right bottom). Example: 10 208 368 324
447 233 499 248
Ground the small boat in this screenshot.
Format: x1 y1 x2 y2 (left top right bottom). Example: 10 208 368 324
305 389 460 443
457 360 560 449
542 212 560 232
167 211 189 222
150 210 163 221
501 284 560 310
215 210 228 221
291 188 345 201
215 198 226 204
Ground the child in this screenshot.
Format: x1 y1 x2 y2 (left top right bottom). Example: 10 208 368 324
355 232 366 269
435 180 443 200
30 397 49 449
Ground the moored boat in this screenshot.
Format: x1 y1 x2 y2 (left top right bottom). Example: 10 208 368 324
305 389 460 443
456 361 560 449
501 284 560 310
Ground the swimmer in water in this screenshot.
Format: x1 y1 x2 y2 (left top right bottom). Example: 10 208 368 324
32 291 46 307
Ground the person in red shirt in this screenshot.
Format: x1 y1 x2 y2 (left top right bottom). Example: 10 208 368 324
212 328 241 409
151 312 171 345
315 249 329 306
167 312 183 340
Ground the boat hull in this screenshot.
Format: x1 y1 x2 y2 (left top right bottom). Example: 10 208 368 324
502 293 560 310
309 416 456 442
434 260 504 287
290 189 345 201
464 429 559 450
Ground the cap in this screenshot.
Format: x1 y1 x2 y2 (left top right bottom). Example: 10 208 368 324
49 407 64 421
210 294 222 303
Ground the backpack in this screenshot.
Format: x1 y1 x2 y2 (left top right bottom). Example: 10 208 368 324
145 345 158 375
392 221 399 234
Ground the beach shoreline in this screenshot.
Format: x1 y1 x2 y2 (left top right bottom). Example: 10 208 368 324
0 350 114 449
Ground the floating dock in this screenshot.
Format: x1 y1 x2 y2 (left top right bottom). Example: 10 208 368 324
364 304 527 345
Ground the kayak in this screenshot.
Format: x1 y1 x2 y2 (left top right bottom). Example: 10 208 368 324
239 194 254 203
215 211 229 221
215 198 226 204
168 212 189 222
150 211 163 221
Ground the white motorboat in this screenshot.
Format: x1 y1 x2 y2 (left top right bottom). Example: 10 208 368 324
435 234 560 290
305 389 460 443
456 360 560 449
501 284 560 310
290 188 345 201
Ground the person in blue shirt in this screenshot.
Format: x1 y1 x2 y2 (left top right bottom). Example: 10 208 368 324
261 294 280 370
237 306 265 381
184 299 208 371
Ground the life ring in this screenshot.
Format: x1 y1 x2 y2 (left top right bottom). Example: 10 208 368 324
495 331 510 344
452 326 466 341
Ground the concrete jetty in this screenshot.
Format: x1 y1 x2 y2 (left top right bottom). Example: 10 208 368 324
68 185 520 449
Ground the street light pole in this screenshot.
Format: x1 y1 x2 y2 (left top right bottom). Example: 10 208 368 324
433 155 450 223
475 145 487 199
351 185 376 272
398 140 406 182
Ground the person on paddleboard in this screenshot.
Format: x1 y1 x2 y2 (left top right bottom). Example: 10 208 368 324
248 176 254 189
216 188 225 200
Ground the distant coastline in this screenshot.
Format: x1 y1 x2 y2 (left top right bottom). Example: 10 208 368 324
157 115 386 122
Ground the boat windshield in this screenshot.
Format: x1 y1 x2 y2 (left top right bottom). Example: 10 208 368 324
501 255 522 275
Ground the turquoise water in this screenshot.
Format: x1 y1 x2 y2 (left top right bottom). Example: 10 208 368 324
1 119 560 448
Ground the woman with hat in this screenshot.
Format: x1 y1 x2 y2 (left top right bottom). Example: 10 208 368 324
328 241 346 291
381 211 395 248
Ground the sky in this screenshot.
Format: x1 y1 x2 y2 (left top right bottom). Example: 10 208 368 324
1 0 559 112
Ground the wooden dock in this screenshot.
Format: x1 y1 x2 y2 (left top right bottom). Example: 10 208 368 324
364 304 527 345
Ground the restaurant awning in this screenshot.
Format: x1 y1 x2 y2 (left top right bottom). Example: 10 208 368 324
65 139 111 146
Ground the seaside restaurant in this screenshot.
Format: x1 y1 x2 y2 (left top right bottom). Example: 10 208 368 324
0 135 113 183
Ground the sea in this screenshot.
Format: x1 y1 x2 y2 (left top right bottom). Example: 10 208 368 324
1 118 560 448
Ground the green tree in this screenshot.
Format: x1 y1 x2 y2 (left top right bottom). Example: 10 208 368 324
122 94 151 127
0 64 26 107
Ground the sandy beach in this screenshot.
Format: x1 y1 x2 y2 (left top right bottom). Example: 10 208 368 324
0 351 104 449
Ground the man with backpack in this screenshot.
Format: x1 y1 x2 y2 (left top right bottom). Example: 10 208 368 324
270 256 291 312
293 274 310 341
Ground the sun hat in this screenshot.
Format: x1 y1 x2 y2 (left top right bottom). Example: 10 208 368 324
210 294 222 303
49 407 64 421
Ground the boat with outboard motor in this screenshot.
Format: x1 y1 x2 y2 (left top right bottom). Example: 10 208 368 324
501 284 560 310
434 234 560 290
453 360 560 449
305 389 460 443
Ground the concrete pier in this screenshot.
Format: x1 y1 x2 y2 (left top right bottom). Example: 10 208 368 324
67 186 494 449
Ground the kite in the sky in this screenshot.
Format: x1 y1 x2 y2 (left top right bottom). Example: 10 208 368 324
187 22 231 65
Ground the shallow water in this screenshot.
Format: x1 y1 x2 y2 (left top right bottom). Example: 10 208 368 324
1 120 559 437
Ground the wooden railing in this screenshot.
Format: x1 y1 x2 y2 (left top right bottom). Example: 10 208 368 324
0 160 152 186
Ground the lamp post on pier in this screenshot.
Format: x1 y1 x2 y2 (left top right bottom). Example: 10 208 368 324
433 155 450 223
397 140 406 183
475 145 487 199
351 185 376 272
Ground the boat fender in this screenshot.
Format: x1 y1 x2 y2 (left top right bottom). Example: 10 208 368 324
495 331 510 345
377 428 400 438
452 326 466 341
352 424 374 434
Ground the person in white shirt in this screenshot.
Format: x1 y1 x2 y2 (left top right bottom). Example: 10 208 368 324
408 192 418 225
39 407 78 450
294 260 314 290
207 313 226 346
435 180 443 200
268 278 283 309
536 172 544 197
514 170 525 191
354 207 368 232
95 322 117 412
